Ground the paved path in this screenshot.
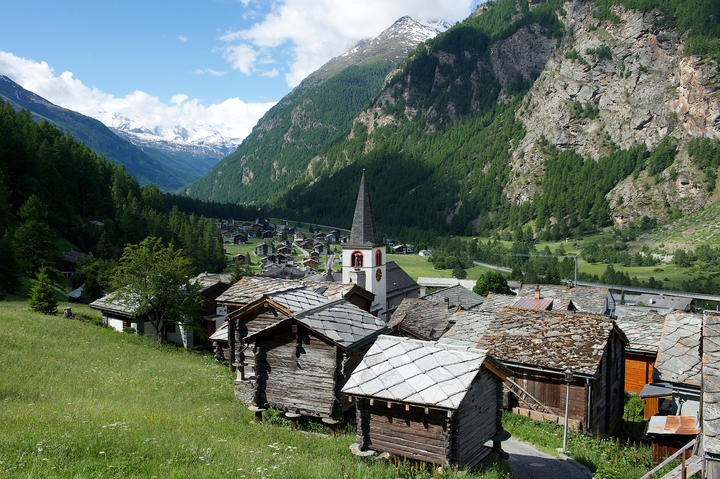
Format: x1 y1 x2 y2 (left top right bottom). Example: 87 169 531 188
503 438 592 479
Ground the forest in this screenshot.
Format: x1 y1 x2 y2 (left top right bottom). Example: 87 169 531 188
0 100 250 300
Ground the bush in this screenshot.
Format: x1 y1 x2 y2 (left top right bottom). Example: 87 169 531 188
28 268 58 315
474 271 513 296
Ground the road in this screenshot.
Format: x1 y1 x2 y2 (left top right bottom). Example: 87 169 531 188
504 438 592 479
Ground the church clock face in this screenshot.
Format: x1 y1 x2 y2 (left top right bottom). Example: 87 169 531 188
376 268 382 281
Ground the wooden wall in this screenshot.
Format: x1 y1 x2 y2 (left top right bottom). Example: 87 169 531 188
357 400 450 465
233 306 287 378
455 368 502 466
510 370 589 427
253 325 339 418
625 351 655 393
589 330 626 434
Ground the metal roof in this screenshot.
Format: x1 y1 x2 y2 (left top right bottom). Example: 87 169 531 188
342 335 497 409
647 415 700 436
636 294 692 311
512 297 554 310
653 311 702 387
703 311 720 455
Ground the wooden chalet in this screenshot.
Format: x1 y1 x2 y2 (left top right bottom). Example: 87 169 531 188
211 277 374 362
388 298 457 340
343 335 508 467
440 307 627 434
255 242 273 257
641 312 702 419
276 245 294 255
302 258 319 270
190 273 232 344
242 295 387 420
615 309 664 395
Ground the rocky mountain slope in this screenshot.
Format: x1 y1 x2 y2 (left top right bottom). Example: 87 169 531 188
184 16 448 203
0 75 195 190
269 0 720 235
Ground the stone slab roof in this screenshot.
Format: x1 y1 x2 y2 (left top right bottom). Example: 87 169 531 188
615 309 665 353
703 311 720 455
89 287 139 317
637 294 692 311
294 299 387 348
388 298 456 340
475 307 622 376
653 311 702 387
386 261 420 298
342 335 495 409
518 284 609 315
476 293 517 313
190 272 232 293
423 284 484 310
266 288 329 315
216 277 303 305
438 310 495 347
209 321 228 341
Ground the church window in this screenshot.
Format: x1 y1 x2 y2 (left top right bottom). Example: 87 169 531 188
351 251 363 267
375 250 382 266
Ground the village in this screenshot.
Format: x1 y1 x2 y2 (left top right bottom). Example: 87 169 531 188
83 172 720 479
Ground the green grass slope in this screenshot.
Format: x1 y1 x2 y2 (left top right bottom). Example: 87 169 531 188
0 300 509 478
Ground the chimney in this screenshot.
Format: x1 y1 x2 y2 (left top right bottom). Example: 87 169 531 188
535 285 541 300
444 297 450 308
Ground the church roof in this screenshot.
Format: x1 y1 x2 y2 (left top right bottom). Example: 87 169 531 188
348 171 380 247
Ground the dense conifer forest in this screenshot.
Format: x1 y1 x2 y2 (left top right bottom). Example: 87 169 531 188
0 101 258 299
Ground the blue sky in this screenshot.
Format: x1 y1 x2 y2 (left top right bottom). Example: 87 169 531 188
0 1 477 143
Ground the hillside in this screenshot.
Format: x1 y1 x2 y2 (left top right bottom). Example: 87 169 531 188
0 75 201 190
184 17 447 204
0 300 508 478
188 0 720 240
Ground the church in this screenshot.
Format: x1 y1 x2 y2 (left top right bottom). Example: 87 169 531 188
341 171 419 320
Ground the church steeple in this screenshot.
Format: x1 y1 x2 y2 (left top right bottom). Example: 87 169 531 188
348 170 379 246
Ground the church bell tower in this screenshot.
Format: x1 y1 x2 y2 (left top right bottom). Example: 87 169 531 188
342 170 386 318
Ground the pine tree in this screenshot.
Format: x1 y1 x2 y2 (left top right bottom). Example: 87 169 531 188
28 268 58 314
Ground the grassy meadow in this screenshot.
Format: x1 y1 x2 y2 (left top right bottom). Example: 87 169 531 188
0 299 509 478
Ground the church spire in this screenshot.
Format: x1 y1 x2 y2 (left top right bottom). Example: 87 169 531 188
348 170 379 246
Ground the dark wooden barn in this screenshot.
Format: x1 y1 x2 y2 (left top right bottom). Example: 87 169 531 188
342 335 508 467
242 297 387 420
440 306 627 434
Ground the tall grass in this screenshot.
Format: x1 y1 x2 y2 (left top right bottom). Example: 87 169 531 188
0 300 508 478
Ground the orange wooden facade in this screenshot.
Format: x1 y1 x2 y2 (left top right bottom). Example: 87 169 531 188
625 351 655 393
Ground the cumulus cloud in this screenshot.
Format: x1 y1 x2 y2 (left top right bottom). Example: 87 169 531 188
178 34 189 43
221 0 474 86
0 51 275 142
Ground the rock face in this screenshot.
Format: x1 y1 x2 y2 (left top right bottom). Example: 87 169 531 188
508 0 720 223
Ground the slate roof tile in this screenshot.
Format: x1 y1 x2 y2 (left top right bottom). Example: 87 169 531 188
653 311 702 386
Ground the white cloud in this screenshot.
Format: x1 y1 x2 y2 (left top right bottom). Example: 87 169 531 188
222 0 474 86
259 69 279 78
193 68 227 76
178 34 189 43
222 44 259 75
0 51 275 143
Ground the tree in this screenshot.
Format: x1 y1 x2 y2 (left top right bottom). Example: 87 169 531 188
473 271 513 296
28 267 58 314
452 265 467 279
13 195 60 274
113 237 202 345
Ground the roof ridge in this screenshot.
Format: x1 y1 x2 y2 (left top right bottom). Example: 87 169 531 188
293 296 346 318
377 334 488 355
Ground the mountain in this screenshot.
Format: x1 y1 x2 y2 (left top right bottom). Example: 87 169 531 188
0 75 208 191
184 16 448 203
256 0 719 238
110 126 234 190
